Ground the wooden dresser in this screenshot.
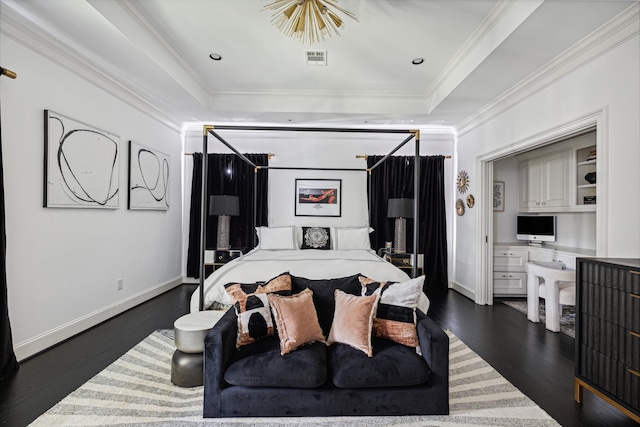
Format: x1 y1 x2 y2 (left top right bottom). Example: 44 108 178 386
575 258 640 423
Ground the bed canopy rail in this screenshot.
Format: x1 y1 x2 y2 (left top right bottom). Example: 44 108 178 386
197 125 423 310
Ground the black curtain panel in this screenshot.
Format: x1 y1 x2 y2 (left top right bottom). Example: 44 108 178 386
1 103 20 381
367 156 414 252
368 155 448 292
418 156 448 292
186 153 269 278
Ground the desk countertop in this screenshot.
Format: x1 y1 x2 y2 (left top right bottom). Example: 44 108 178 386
495 242 596 257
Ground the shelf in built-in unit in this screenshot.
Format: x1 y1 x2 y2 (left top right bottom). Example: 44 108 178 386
577 159 596 166
576 145 596 208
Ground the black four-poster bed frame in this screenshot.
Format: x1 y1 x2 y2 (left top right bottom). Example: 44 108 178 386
197 125 422 311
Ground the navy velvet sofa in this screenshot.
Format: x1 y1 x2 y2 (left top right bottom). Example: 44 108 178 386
203 274 449 418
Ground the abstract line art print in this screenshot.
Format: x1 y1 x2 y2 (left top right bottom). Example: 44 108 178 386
128 141 170 210
44 110 120 209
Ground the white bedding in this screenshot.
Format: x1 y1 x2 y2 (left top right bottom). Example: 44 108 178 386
190 248 430 314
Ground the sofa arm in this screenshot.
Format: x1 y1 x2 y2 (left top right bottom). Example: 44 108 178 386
203 308 237 418
416 311 449 410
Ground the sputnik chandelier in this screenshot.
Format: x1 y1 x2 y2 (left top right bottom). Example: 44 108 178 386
262 0 358 45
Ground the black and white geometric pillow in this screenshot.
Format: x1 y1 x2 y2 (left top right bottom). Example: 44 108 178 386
359 275 425 348
224 272 292 348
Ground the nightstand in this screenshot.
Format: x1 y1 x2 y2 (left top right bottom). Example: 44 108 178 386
205 249 243 275
384 253 423 278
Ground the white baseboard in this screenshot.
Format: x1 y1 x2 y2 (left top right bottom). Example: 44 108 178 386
451 281 476 302
14 277 183 361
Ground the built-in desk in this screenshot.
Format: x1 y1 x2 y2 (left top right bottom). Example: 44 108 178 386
493 242 595 296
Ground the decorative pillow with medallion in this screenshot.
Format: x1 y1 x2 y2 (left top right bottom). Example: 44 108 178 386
300 227 331 250
359 275 425 349
224 272 292 348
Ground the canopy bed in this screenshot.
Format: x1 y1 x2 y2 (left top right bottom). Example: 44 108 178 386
185 125 449 417
192 125 426 312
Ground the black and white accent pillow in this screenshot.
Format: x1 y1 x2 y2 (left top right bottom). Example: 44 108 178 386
224 272 292 348
301 227 331 250
359 275 425 349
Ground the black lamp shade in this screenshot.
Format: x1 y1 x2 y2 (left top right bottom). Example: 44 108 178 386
387 198 414 218
209 195 239 216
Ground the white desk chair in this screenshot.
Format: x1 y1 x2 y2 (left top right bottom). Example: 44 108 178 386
525 262 576 332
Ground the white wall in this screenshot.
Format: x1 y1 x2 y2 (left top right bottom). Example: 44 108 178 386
1 35 183 360
454 33 640 298
493 156 520 243
182 128 455 282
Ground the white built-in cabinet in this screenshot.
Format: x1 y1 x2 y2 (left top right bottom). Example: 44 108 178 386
493 244 593 296
517 134 596 213
493 247 529 295
518 149 571 210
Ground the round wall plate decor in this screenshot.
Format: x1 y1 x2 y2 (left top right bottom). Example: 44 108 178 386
467 194 475 208
456 199 465 216
457 170 469 193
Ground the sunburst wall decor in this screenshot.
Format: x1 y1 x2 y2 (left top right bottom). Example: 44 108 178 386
457 170 470 193
262 0 358 44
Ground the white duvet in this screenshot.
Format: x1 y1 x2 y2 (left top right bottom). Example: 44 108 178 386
190 248 430 314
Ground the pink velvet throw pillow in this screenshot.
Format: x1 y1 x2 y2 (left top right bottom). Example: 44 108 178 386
268 288 325 355
327 289 379 357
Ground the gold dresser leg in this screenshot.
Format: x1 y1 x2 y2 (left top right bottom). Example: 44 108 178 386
574 377 640 423
574 378 583 403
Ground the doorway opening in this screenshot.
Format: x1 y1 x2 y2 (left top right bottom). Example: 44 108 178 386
475 109 608 305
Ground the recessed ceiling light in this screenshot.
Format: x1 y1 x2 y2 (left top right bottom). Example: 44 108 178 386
209 53 222 61
412 58 424 65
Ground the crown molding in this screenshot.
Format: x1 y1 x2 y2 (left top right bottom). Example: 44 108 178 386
423 0 544 114
0 1 183 132
113 0 210 94
88 0 209 108
456 3 639 137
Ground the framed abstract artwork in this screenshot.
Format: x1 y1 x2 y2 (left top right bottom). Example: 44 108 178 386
493 181 505 212
44 110 120 208
295 179 341 217
128 141 170 210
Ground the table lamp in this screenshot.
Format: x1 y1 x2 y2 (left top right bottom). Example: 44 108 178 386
387 198 414 253
209 195 239 250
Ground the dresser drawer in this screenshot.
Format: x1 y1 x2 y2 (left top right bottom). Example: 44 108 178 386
630 292 640 333
579 345 640 410
493 272 527 295
579 271 640 330
627 330 640 372
580 263 640 294
580 315 639 366
493 250 529 272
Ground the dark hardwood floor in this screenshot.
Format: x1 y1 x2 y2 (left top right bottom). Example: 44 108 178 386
1 284 637 426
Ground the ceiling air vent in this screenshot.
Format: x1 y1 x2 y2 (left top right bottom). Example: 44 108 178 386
305 50 327 66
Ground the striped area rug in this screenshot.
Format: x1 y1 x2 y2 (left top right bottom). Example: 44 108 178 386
29 330 560 427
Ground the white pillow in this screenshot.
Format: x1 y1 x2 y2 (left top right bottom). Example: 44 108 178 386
256 226 297 250
335 227 373 250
